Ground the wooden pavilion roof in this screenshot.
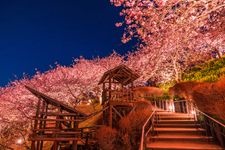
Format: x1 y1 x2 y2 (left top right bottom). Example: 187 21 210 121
98 65 140 85
25 86 87 117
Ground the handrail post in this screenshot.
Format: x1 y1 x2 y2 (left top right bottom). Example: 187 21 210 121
139 110 156 150
154 100 156 108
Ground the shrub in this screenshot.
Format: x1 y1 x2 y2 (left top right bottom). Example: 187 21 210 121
133 87 163 100
169 81 200 100
96 101 152 150
119 101 152 150
169 79 225 121
192 78 225 120
96 126 118 150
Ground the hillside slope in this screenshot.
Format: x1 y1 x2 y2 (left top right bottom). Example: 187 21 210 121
183 57 225 82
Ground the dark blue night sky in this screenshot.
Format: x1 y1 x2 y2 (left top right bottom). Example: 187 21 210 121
0 0 137 86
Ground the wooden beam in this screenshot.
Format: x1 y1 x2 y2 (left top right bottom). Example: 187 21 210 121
112 106 122 118
39 112 86 117
29 137 81 141
32 118 83 122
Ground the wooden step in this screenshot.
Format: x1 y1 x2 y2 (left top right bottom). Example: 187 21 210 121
150 134 214 142
154 127 205 135
146 141 223 150
157 116 194 120
156 113 194 117
156 112 188 115
154 127 205 131
156 123 201 128
156 120 196 124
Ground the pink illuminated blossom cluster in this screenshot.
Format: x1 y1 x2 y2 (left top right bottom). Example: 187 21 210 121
111 0 225 81
0 52 123 146
0 0 225 146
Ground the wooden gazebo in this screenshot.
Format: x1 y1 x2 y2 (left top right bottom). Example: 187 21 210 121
98 65 140 127
26 86 90 150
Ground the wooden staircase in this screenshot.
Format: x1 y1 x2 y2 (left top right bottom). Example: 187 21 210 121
146 110 224 150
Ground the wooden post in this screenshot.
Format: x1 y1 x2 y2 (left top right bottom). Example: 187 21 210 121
34 98 41 131
131 82 134 101
108 77 113 127
72 140 77 150
39 101 46 150
36 141 40 150
109 105 113 127
102 82 105 104
31 142 36 150
85 132 89 149
32 97 41 150
109 77 112 102
52 142 58 150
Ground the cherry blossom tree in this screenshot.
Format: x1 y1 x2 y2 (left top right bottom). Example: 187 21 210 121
111 0 225 82
0 52 123 147
1 0 225 147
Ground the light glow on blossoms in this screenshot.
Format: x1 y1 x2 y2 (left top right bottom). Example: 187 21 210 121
111 0 225 82
0 0 225 147
16 138 24 145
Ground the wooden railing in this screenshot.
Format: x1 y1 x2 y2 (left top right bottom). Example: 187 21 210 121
111 89 135 102
151 99 174 111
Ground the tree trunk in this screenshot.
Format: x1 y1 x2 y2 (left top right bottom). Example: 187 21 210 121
172 58 180 83
214 48 222 59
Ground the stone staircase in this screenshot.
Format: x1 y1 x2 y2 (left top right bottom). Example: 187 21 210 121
146 110 224 150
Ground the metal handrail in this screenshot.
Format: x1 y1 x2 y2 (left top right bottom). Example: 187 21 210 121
177 100 225 126
174 100 225 126
195 107 225 128
139 109 156 150
174 100 225 147
139 98 225 149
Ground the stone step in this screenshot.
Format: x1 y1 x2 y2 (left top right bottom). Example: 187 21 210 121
154 127 205 135
146 141 223 150
150 134 214 142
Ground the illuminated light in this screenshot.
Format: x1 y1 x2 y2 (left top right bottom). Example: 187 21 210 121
168 105 173 110
16 138 24 145
168 104 174 112
191 110 196 115
99 96 102 105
